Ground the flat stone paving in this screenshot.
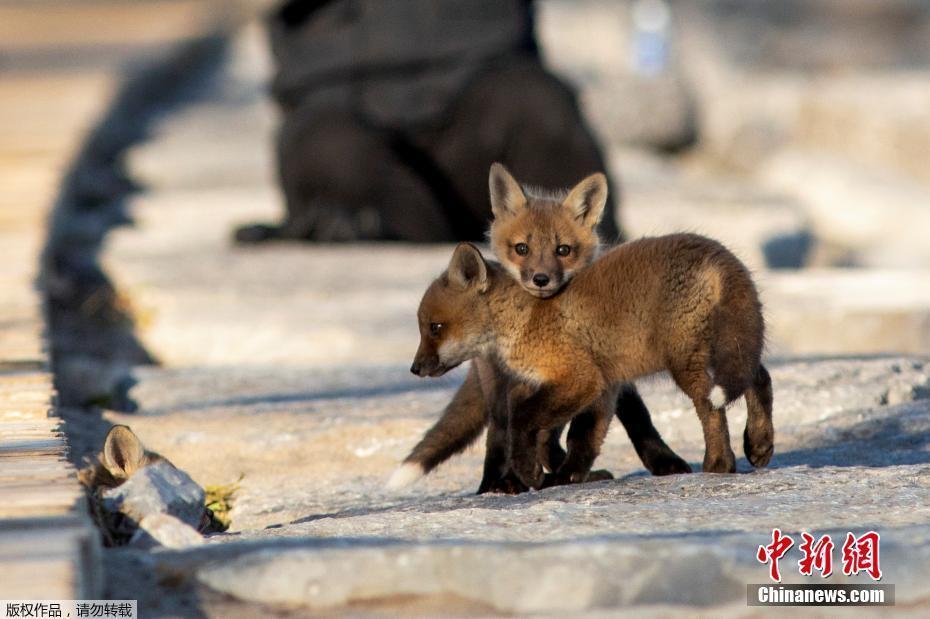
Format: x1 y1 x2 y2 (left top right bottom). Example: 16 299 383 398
86 24 930 617
0 5 113 601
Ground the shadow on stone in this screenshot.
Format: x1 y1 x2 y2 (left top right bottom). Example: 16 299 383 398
138 375 459 417
770 402 930 469
762 229 813 269
42 34 230 414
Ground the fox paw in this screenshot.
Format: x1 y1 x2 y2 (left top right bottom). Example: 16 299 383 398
584 469 615 482
744 428 774 468
703 451 737 474
478 470 530 495
540 472 569 489
648 454 693 476
540 468 614 489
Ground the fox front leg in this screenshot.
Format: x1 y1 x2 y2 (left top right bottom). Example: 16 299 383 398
544 389 615 487
507 381 600 489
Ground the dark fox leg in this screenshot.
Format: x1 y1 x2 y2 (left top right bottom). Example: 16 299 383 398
743 364 774 467
389 361 487 487
478 414 568 494
542 390 614 487
477 361 574 494
482 378 569 494
477 414 509 494
477 368 516 494
542 427 616 482
538 426 566 473
615 383 692 475
507 380 602 489
541 425 607 482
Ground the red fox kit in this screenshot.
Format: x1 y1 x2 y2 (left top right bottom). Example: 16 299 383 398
79 425 164 492
391 166 690 492
487 162 606 297
412 234 774 489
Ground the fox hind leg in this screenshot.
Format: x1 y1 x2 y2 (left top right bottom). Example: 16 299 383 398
670 356 737 474
743 364 774 468
391 362 487 490
615 383 692 475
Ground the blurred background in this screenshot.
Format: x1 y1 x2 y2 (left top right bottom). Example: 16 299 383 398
4 2 930 612
2 0 928 395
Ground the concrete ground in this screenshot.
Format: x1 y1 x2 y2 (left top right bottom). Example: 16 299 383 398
51 23 930 617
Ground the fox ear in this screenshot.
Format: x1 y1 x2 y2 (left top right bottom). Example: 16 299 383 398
448 243 489 292
563 173 608 227
101 425 147 480
489 163 526 219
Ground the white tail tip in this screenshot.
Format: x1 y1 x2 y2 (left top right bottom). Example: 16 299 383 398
709 385 727 409
386 462 424 490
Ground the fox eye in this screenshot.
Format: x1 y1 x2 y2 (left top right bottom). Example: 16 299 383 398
429 322 444 336
556 244 572 257
514 243 529 256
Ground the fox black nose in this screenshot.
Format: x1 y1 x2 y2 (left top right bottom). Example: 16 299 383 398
410 362 422 376
532 273 550 288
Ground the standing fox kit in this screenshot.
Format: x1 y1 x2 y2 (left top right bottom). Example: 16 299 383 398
487 162 606 297
413 230 774 488
393 166 688 491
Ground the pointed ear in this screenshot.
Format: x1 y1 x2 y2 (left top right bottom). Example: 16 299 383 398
489 163 526 219
448 243 489 292
101 425 147 480
563 173 608 227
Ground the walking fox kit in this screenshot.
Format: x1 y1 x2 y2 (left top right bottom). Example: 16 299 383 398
408 165 774 490
393 165 690 492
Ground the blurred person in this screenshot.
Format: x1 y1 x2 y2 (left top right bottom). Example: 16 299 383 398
235 0 623 243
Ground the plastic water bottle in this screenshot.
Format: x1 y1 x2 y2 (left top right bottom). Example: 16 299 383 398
631 0 671 76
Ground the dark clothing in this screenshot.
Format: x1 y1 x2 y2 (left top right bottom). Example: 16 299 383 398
237 0 621 243
268 0 536 127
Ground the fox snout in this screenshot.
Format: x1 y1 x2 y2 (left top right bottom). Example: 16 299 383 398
531 273 550 288
410 359 434 376
522 268 563 297
410 356 447 377
411 343 448 377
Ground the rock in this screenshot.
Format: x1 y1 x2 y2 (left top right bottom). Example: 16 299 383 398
130 514 203 550
615 148 811 272
760 150 930 268
761 230 813 269
55 356 137 411
674 1 930 181
583 75 696 151
102 460 205 529
792 75 930 187
536 1 696 150
680 0 930 74
190 528 930 614
761 269 930 355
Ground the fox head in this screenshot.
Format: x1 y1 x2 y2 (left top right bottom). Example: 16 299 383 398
79 424 164 492
411 243 493 377
488 163 607 298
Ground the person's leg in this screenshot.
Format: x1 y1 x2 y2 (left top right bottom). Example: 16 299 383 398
237 108 456 242
428 57 623 242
